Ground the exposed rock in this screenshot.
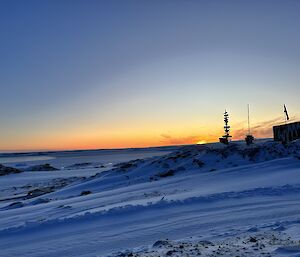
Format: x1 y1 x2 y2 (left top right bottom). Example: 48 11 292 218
66 163 91 169
198 240 214 245
166 250 176 255
80 190 92 196
193 159 205 168
0 164 22 176
153 240 171 248
27 187 54 198
114 160 140 172
158 170 175 178
27 163 58 171
6 201 24 209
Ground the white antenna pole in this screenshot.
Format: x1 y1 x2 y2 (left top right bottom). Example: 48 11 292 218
247 104 250 135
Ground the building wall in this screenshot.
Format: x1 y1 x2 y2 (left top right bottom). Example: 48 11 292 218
273 122 300 143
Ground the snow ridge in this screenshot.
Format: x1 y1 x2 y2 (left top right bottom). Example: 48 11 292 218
1 140 300 257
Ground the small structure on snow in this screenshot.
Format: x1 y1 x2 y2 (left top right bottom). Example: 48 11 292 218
273 122 300 144
273 105 300 144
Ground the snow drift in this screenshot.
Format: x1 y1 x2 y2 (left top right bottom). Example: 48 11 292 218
0 140 300 257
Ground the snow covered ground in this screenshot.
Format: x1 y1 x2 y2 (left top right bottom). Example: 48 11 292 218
0 140 300 257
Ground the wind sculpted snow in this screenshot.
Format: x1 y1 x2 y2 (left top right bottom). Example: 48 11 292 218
0 140 300 256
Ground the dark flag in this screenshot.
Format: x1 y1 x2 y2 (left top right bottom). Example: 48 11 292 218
284 104 289 121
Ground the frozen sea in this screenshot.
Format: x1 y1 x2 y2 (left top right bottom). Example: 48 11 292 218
0 146 177 169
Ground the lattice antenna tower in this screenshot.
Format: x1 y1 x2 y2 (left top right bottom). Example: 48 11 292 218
219 110 232 144
224 110 231 140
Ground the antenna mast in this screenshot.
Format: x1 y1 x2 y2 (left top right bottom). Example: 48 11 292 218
219 110 232 145
224 110 230 139
247 104 250 135
245 104 254 145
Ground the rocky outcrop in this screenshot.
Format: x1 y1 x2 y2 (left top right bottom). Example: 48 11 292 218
27 163 58 171
27 187 54 197
80 190 92 196
0 164 22 176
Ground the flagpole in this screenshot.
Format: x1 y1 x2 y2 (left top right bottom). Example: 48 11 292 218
285 112 287 125
284 104 289 125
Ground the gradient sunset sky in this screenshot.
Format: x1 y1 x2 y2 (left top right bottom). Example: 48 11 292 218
1 0 300 151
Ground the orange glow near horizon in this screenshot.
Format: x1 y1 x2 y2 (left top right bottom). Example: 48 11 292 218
1 114 293 152
1 1 300 153
0 124 273 152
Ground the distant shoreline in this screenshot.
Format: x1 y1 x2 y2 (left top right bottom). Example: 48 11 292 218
0 138 273 157
0 145 183 157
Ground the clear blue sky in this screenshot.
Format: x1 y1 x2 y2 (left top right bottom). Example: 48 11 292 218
0 0 300 151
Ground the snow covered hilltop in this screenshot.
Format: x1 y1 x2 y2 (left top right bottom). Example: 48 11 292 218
1 140 300 256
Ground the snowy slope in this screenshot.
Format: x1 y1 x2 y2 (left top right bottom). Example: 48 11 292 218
0 140 300 257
